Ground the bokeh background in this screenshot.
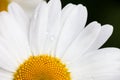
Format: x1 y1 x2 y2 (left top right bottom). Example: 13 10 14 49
60 0 120 48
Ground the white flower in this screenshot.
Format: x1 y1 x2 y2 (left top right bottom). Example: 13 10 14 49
0 0 120 80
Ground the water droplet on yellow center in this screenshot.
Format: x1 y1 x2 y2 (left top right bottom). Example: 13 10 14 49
0 0 9 11
14 55 71 80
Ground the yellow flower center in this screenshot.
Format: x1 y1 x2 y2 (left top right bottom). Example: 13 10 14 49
0 0 9 11
14 55 71 80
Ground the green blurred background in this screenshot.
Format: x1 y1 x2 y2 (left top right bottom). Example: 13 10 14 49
60 0 120 48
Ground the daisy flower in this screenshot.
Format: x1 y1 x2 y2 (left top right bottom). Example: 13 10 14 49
0 0 120 80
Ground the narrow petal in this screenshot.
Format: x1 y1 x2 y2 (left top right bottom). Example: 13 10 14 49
8 2 29 35
42 0 62 55
47 0 61 29
0 42 18 72
87 24 113 51
10 0 43 17
56 4 87 57
62 22 101 62
0 12 31 63
0 69 13 80
30 1 48 55
30 0 62 55
70 48 120 80
61 3 76 25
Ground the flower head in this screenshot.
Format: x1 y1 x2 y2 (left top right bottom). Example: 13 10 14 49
0 0 120 80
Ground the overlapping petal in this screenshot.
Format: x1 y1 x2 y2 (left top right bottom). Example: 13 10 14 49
0 0 119 80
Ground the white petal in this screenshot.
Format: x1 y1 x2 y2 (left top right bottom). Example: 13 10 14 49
47 0 61 28
0 69 13 80
8 2 29 35
30 1 48 55
10 0 43 17
42 0 62 55
56 4 87 58
87 24 113 51
69 48 120 80
72 73 120 80
0 12 31 63
62 22 101 63
30 0 62 55
61 3 76 25
0 42 18 72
